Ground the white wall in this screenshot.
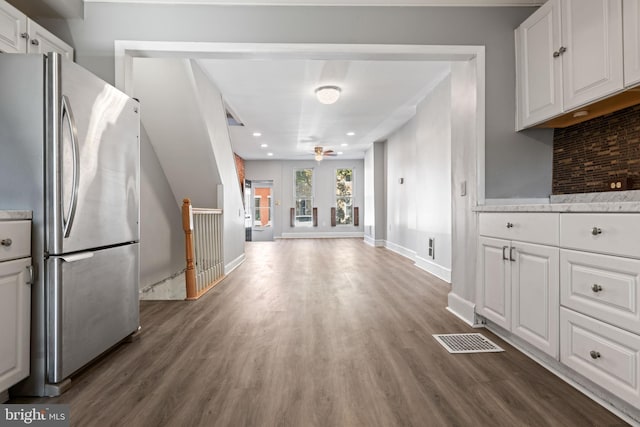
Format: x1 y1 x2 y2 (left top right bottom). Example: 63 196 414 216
245 159 365 238
384 75 452 282
133 58 221 208
190 61 246 271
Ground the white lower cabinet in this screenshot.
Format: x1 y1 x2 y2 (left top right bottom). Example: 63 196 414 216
0 257 31 395
477 213 560 358
561 307 640 407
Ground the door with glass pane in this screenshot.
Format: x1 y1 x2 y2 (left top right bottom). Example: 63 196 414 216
251 181 274 241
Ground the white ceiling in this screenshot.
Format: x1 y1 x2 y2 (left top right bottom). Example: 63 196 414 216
197 59 451 161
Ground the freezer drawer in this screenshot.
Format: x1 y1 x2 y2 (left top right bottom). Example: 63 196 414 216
47 243 139 383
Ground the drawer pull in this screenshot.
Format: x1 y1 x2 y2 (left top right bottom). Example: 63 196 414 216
1 238 12 247
590 350 601 359
591 284 603 293
502 246 509 261
591 227 602 236
506 222 514 229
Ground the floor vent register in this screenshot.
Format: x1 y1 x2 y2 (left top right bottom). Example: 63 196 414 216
433 333 504 354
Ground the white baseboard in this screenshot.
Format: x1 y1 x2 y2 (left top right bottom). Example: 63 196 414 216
384 240 416 261
446 292 478 327
225 252 246 275
415 255 451 283
280 232 364 239
364 235 385 247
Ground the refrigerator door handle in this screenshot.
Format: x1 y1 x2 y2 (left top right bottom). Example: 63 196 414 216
61 94 80 239
60 252 94 263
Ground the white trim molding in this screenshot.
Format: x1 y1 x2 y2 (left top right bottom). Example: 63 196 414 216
415 255 452 283
384 241 417 261
225 253 246 275
92 0 544 6
446 292 478 326
364 235 385 247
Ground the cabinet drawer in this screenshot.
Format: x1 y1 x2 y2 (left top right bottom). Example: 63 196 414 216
560 308 640 407
0 221 30 262
479 213 559 245
561 249 640 333
560 213 640 258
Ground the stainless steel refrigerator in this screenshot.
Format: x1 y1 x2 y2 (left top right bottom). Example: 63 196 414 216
0 53 140 396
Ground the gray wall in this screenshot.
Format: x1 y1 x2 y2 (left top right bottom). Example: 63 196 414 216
40 3 553 199
139 127 185 289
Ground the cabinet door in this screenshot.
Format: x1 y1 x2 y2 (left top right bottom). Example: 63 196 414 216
624 0 640 87
0 257 31 392
561 0 624 110
477 236 511 330
26 20 73 60
516 0 563 128
0 1 27 53
511 242 559 358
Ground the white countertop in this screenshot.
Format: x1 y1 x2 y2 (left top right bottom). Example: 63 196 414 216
474 202 640 213
474 190 640 213
0 210 33 220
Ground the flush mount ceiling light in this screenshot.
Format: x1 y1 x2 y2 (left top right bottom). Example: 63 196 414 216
315 85 341 105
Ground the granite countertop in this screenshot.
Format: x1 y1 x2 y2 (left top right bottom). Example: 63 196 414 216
474 190 640 213
0 210 33 220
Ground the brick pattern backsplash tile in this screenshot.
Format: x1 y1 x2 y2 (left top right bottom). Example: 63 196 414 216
553 104 640 194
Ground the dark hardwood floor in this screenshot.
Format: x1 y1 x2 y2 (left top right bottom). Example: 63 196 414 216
14 239 629 426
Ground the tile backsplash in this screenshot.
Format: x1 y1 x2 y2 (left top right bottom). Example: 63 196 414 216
552 104 640 195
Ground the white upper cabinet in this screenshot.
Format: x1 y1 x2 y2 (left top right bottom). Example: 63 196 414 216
0 0 73 59
516 0 563 127
0 0 26 53
26 19 73 60
561 0 623 110
516 0 625 129
624 0 640 87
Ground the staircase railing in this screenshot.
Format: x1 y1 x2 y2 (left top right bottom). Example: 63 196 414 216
182 198 224 300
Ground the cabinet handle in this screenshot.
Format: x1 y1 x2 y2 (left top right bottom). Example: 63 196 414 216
20 32 29 40
509 246 516 262
591 284 603 293
591 227 602 236
26 265 34 285
502 246 509 261
506 222 514 229
31 39 40 46
553 46 567 58
590 350 601 359
0 238 12 247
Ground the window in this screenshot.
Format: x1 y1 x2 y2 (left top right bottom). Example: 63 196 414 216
294 168 313 226
254 196 261 223
336 168 353 225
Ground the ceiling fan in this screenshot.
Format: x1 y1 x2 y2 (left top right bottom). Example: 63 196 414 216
313 146 337 161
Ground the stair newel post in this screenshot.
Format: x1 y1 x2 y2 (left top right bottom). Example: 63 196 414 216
182 198 197 300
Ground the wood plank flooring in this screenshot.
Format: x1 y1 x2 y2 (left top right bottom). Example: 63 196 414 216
13 239 629 426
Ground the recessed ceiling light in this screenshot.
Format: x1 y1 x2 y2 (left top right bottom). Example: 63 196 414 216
346 132 355 136
341 143 348 147
253 132 262 137
267 152 274 157
314 86 341 105
260 143 268 148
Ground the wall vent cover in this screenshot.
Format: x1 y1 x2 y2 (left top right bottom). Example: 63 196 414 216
433 333 504 354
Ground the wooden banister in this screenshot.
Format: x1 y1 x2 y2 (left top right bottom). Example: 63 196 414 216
182 198 197 300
